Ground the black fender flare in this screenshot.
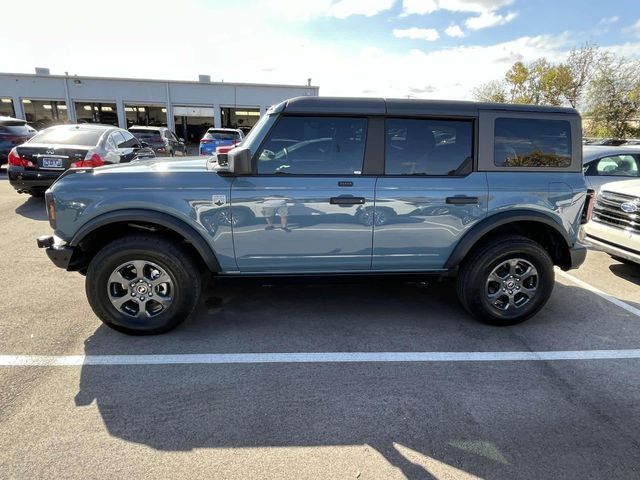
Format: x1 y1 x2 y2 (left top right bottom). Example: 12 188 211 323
444 210 572 269
69 209 221 272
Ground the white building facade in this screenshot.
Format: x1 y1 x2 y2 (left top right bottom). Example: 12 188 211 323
0 72 318 142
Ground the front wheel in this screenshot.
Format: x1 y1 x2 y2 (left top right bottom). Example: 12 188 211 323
86 234 201 335
456 235 554 326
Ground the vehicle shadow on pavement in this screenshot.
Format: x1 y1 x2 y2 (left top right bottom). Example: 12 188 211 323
14 196 47 221
73 280 640 479
609 261 640 285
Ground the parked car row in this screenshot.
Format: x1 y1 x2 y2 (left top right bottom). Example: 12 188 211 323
7 124 155 196
583 137 640 146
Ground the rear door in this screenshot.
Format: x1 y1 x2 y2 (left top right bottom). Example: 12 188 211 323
372 117 488 270
230 115 375 272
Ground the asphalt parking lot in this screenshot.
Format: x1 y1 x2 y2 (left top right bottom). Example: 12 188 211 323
1 173 640 480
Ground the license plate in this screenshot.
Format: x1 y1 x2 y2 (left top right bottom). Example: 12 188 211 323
41 157 63 169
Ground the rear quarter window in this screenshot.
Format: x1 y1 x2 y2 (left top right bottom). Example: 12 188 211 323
494 118 571 168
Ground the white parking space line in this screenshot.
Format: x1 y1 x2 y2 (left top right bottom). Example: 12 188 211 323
3 350 640 367
556 269 640 318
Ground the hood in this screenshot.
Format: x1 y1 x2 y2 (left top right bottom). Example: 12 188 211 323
600 179 640 196
93 156 208 175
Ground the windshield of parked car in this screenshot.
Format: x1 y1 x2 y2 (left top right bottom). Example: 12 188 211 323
130 129 163 142
205 130 240 140
28 127 103 146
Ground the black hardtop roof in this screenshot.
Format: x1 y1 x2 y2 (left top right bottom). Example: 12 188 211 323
282 96 578 116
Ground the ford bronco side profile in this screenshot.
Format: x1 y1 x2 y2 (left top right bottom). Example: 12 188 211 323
37 97 589 334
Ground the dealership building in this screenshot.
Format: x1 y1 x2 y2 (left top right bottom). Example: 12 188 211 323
0 70 318 142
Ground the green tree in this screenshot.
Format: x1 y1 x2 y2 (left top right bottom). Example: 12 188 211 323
561 43 600 109
585 54 640 138
505 61 532 103
472 80 507 103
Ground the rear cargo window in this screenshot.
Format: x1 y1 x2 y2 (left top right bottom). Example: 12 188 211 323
130 129 163 141
28 127 103 146
494 118 571 168
206 130 240 140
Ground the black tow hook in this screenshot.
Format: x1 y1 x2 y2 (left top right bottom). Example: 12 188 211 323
37 235 54 249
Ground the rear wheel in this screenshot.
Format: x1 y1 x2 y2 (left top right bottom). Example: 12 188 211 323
456 235 554 326
86 235 201 335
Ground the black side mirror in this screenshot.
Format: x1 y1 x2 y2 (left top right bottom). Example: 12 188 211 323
227 147 252 175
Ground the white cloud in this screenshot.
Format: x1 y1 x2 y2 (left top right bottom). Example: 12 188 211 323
401 0 438 15
402 0 513 15
3 0 640 105
393 27 440 41
328 0 396 19
465 11 517 30
623 18 640 36
599 16 619 24
445 24 465 37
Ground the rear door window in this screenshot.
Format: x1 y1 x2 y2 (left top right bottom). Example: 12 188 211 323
119 130 139 148
385 118 473 175
494 118 571 167
110 131 127 148
256 116 367 175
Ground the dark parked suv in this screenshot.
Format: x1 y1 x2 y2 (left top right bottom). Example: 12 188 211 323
39 97 588 334
0 116 36 165
129 126 186 157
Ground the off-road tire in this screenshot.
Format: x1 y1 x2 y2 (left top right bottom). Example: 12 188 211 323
86 234 201 335
456 235 554 326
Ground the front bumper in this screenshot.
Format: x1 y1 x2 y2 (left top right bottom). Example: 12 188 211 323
581 234 640 265
37 235 75 269
8 167 62 191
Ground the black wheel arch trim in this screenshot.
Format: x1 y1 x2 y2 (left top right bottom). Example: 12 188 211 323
69 209 221 272
444 210 572 269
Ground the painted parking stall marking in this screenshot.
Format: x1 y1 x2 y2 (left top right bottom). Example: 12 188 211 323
3 349 640 367
556 269 640 318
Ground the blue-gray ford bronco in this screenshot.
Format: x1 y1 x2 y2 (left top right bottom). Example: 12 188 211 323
38 97 589 334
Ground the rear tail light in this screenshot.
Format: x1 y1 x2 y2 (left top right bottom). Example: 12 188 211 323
71 152 105 168
7 147 34 167
47 197 57 228
581 189 596 224
214 145 235 166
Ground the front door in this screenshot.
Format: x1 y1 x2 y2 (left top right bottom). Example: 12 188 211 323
372 117 488 270
230 115 374 272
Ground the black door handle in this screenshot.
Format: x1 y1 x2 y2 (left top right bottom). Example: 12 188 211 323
446 196 479 205
330 196 365 205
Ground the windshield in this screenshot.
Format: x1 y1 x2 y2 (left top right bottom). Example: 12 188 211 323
28 127 103 146
241 113 275 153
130 130 163 141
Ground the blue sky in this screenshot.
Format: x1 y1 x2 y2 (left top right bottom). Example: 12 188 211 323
2 0 640 99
